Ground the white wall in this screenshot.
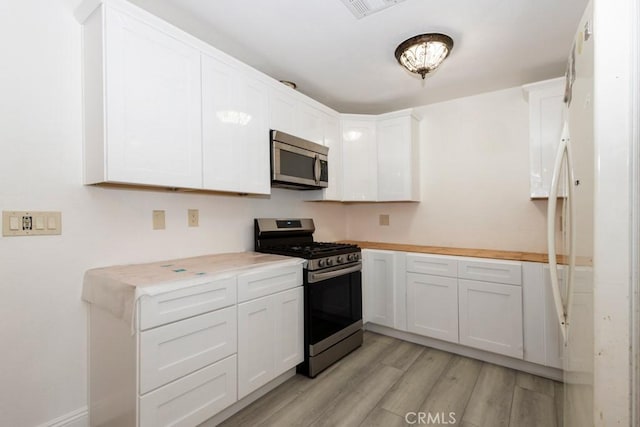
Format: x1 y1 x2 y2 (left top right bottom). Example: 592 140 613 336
345 86 550 253
0 2 346 426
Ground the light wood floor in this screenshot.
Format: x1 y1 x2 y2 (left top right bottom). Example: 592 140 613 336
221 332 563 427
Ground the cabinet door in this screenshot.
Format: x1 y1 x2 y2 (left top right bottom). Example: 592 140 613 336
237 295 275 398
269 86 297 135
523 78 565 198
296 101 324 144
139 355 237 427
363 250 396 328
274 287 304 375
202 54 270 194
377 115 418 201
341 118 378 201
322 113 343 201
406 273 458 343
458 279 523 358
237 74 270 194
105 7 202 188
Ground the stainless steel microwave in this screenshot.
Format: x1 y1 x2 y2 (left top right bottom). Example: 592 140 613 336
271 130 328 190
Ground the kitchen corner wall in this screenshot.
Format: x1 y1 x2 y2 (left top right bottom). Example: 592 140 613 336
0 1 346 426
345 86 549 253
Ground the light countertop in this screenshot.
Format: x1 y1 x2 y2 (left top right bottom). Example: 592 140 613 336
343 240 592 266
82 252 305 328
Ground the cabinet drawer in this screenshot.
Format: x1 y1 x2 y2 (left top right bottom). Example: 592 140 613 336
139 355 237 427
406 254 457 277
139 276 236 330
237 265 302 303
458 259 522 286
139 306 237 394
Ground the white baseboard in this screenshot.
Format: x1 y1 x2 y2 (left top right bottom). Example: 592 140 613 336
37 407 89 427
366 323 563 381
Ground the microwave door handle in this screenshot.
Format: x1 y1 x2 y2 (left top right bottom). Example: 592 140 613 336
314 155 321 184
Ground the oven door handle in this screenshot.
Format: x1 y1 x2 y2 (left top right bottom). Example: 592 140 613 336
308 264 362 284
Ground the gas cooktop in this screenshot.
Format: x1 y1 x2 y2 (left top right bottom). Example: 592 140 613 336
254 218 361 270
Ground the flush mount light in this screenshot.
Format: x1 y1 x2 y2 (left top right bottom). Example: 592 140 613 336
394 33 454 79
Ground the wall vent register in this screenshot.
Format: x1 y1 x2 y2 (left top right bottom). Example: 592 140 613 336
339 0 406 19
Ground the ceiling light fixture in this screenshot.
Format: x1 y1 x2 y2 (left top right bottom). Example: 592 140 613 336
395 33 454 79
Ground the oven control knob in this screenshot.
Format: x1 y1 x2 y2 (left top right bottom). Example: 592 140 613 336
318 259 325 268
326 258 333 266
347 254 355 261
337 256 344 264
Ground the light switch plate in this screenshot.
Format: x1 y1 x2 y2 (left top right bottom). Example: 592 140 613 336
152 210 165 230
2 211 62 236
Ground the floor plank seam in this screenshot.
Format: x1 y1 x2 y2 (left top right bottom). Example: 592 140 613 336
456 361 485 424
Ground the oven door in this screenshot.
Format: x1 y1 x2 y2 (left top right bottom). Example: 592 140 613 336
305 263 362 356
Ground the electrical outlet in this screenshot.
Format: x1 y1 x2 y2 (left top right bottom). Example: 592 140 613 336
379 214 390 226
188 209 199 227
152 210 165 230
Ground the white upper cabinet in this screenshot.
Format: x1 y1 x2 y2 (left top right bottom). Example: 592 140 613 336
80 0 272 194
322 113 343 201
522 78 565 199
377 113 420 201
269 85 298 136
341 110 420 202
83 3 203 188
341 116 378 201
268 84 325 144
296 101 325 145
201 53 270 194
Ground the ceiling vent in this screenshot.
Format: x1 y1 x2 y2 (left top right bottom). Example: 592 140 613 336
339 0 406 19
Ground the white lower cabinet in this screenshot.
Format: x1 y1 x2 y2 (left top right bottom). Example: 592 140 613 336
238 294 275 397
238 286 303 399
363 250 396 328
88 261 304 426
363 250 538 363
406 273 459 343
139 355 237 427
458 279 524 358
139 306 237 394
274 287 305 374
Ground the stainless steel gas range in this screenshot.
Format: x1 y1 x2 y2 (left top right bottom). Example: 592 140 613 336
254 218 363 377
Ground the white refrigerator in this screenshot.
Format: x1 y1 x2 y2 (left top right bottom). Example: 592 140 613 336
546 1 594 426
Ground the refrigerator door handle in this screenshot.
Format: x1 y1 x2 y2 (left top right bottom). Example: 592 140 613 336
547 120 576 345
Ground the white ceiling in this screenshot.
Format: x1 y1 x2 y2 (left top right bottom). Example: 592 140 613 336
129 0 588 114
